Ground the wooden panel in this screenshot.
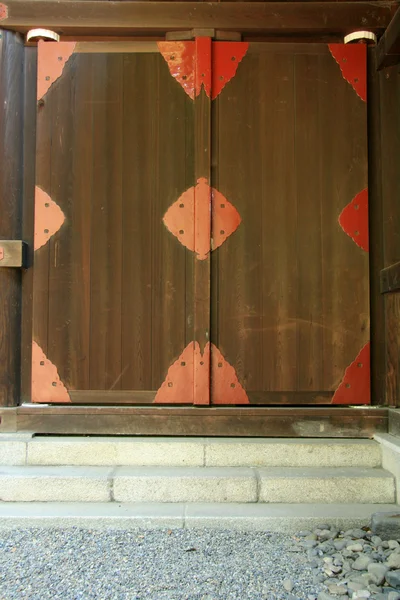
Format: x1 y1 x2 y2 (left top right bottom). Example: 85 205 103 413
213 43 368 399
33 47 194 400
13 405 388 437
367 47 385 406
0 31 24 406
21 45 37 403
376 7 400 70
1 2 394 36
386 293 400 407
381 261 400 294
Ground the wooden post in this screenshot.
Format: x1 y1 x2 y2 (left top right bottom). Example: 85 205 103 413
0 30 24 406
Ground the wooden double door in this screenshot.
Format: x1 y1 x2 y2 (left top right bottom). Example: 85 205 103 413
32 39 370 406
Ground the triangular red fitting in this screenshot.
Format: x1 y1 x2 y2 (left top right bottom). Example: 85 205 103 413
328 43 367 102
154 342 248 404
32 341 70 403
37 41 76 100
158 41 249 100
332 342 370 405
338 188 368 252
163 178 241 259
34 186 66 251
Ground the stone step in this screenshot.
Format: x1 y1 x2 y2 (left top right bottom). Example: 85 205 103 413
0 502 396 533
0 435 382 468
0 465 394 504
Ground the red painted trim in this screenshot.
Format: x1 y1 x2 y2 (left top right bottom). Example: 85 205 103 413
155 342 248 404
212 42 248 100
37 41 76 100
338 188 368 252
158 40 248 100
32 341 71 403
163 178 241 259
0 3 8 20
332 342 370 405
211 344 249 405
34 186 65 251
328 43 367 102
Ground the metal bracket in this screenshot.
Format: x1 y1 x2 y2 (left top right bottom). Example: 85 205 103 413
0 241 27 268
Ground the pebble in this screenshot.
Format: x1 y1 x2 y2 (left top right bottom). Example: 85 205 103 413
387 554 400 570
284 579 295 592
368 563 388 585
352 592 370 599
327 583 348 595
352 556 374 571
348 544 365 552
386 569 400 589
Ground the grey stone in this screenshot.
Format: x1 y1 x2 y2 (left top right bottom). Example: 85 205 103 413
388 593 400 600
347 582 365 592
368 563 388 585
352 556 373 571
327 584 348 595
334 540 348 551
283 579 294 592
298 530 313 537
347 543 364 552
368 584 382 593
389 541 400 550
372 536 383 546
352 530 368 539
372 513 400 541
301 540 318 548
305 533 319 541
318 593 337 600
387 553 400 570
386 569 400 589
352 592 370 599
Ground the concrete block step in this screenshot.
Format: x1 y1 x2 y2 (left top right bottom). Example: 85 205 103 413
1 435 382 468
0 465 394 504
0 502 397 533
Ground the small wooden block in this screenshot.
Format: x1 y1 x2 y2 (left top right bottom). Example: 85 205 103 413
0 240 27 267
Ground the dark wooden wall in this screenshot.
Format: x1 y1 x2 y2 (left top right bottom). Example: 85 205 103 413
369 49 400 406
0 31 24 406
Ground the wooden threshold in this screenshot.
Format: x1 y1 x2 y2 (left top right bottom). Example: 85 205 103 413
1 405 388 437
0 2 395 37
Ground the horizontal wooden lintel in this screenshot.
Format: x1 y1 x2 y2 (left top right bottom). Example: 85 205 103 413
380 261 400 293
0 2 396 37
1 405 388 437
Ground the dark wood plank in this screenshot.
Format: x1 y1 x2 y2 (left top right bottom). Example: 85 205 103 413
381 262 400 293
68 390 156 403
0 31 24 406
1 2 394 36
21 45 37 403
46 55 76 387
13 405 388 437
376 6 400 70
247 391 334 404
368 47 386 406
386 293 400 407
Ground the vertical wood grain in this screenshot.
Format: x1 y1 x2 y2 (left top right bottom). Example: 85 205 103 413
0 31 24 406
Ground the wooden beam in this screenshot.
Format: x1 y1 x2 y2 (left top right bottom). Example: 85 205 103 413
0 31 24 407
0 2 395 37
6 405 389 437
381 261 400 293
376 5 400 70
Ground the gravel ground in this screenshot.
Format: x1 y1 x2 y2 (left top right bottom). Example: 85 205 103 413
0 528 323 600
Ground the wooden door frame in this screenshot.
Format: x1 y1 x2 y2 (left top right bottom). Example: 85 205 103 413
0 2 398 434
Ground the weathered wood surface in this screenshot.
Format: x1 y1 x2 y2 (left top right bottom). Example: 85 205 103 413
10 406 388 437
376 5 400 70
33 49 194 399
378 61 400 406
0 31 24 406
1 2 395 36
368 48 386 406
381 261 400 293
212 43 368 397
